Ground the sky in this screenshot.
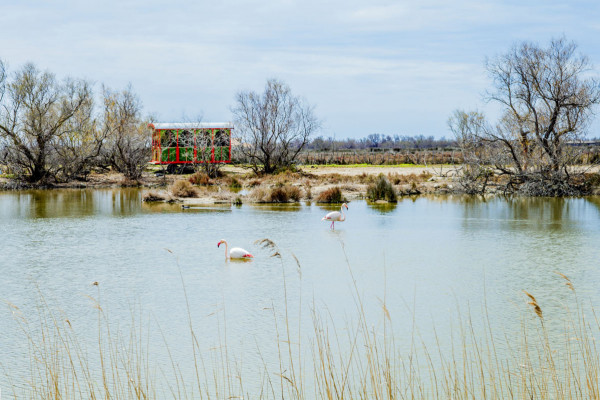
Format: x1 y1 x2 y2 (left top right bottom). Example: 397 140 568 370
1 0 600 139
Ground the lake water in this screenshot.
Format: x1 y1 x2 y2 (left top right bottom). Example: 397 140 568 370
1 189 600 395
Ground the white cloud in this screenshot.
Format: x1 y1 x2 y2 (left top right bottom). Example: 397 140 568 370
0 0 599 137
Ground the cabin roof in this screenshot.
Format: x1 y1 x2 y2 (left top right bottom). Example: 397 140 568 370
148 122 233 130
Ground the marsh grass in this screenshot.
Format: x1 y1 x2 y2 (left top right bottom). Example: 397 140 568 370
142 190 173 202
188 172 212 186
316 186 345 203
251 185 302 203
171 180 199 198
367 174 398 202
387 171 432 184
228 177 242 190
4 249 600 399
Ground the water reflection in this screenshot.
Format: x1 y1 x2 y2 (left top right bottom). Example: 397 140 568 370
584 196 600 214
5 189 144 218
458 196 580 232
249 203 303 212
316 203 348 212
366 202 398 214
2 189 600 393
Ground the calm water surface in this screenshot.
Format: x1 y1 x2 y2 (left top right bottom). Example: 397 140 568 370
1 189 600 391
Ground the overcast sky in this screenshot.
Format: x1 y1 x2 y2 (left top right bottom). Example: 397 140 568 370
2 0 599 139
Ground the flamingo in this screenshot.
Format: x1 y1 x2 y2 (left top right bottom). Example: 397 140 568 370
217 239 253 260
321 203 348 230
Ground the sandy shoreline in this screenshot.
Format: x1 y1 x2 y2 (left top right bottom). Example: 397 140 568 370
2 164 599 203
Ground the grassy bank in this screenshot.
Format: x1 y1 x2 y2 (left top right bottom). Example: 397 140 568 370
3 248 600 399
142 166 443 205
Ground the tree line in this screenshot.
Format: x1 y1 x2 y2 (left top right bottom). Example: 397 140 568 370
305 134 456 151
2 36 598 192
0 60 149 183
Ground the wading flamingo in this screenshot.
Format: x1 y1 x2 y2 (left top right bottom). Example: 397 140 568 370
321 203 348 230
217 239 253 260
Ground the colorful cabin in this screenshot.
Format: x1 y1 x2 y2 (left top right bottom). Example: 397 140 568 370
149 122 233 166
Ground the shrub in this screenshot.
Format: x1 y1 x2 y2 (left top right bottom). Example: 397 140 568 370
120 178 141 187
250 185 301 203
584 173 600 187
189 172 212 186
367 174 397 202
248 178 263 187
171 180 199 198
316 186 345 203
142 190 168 202
268 187 289 203
229 177 242 190
284 185 302 202
249 187 265 202
304 182 313 200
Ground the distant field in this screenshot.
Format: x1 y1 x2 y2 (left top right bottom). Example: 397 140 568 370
297 148 463 165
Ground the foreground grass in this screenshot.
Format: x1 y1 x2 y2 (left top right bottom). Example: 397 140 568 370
3 248 600 399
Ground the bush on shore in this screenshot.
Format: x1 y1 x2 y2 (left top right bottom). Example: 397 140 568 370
367 174 397 202
189 172 212 186
251 185 302 203
142 190 172 202
316 186 345 203
171 180 199 198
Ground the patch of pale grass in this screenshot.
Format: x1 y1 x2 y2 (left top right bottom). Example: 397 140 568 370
170 180 199 198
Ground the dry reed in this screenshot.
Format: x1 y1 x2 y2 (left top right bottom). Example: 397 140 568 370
170 180 199 198
4 250 600 399
316 186 345 203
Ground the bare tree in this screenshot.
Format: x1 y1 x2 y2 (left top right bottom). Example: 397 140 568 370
53 85 107 181
0 59 6 172
100 85 150 181
0 63 93 183
232 79 320 174
0 59 6 102
450 37 600 195
178 116 227 178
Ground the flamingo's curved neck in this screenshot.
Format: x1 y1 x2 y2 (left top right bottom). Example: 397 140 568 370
222 241 229 260
340 205 346 221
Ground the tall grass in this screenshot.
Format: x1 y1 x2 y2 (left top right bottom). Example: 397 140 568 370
4 250 600 399
316 186 345 203
250 185 302 202
367 174 397 202
171 180 199 198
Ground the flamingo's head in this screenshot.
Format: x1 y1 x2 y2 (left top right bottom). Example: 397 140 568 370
217 239 226 248
342 203 348 210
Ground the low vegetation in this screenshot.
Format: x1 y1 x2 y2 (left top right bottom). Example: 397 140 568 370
227 176 242 190
367 174 397 202
316 186 345 203
250 184 302 203
188 171 212 186
170 180 198 198
142 190 171 202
